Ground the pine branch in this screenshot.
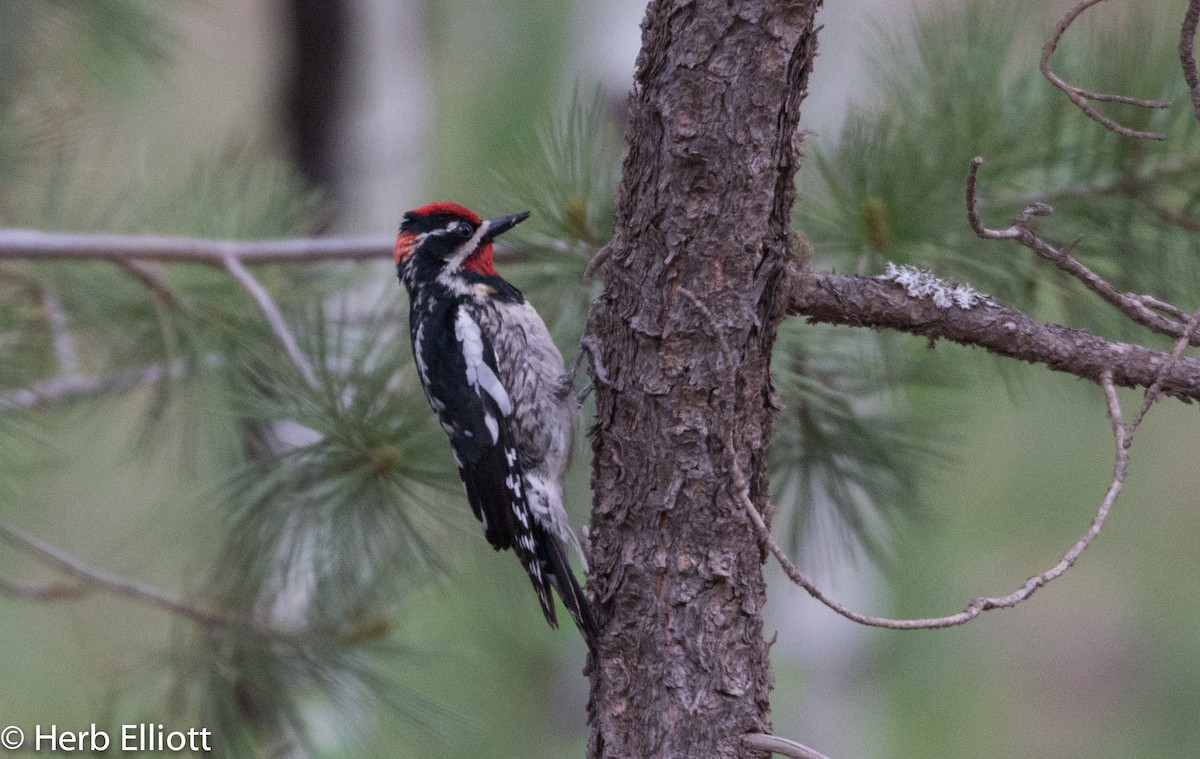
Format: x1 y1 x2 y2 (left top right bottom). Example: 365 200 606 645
0 229 394 401
0 228 391 266
4 225 1198 407
786 149 1200 404
792 272 1200 402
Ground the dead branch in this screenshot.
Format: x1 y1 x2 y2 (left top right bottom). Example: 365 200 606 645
967 157 1199 346
0 228 391 266
1041 0 1170 140
793 272 1200 402
220 254 320 389
1133 306 1200 426
740 371 1125 630
751 302 1200 630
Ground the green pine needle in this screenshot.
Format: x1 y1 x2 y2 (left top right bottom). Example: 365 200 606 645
801 0 1200 323
770 321 951 566
492 87 621 343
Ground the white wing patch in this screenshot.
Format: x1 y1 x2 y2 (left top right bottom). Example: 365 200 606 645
454 309 513 444
413 319 429 382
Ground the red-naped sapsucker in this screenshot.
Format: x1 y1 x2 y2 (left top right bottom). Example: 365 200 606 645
394 201 597 648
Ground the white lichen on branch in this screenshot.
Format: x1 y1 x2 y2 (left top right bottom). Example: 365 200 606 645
879 262 992 310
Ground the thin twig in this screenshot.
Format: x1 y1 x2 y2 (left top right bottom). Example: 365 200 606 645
737 369 1130 630
742 733 833 759
1138 293 1192 323
0 522 260 632
1 229 376 401
1041 0 1169 140
752 301 1199 630
109 261 185 378
221 254 320 390
967 157 1199 347
1132 305 1200 428
686 282 1130 630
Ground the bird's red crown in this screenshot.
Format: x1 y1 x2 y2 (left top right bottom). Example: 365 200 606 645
394 202 500 277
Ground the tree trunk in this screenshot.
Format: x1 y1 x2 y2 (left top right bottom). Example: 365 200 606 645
587 2 822 757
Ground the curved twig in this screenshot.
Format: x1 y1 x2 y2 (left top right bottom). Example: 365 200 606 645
743 733 833 759
1041 0 1169 140
738 370 1127 630
112 258 177 306
751 305 1200 630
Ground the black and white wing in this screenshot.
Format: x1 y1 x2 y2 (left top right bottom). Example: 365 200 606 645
412 301 558 619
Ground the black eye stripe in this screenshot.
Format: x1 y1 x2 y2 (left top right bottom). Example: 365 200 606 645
401 213 477 235
430 222 473 237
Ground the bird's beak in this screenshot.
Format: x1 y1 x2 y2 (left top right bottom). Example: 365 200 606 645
480 211 530 242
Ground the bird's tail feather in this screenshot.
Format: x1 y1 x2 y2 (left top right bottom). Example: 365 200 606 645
543 538 599 652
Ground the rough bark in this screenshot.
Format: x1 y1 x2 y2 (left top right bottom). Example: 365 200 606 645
586 2 821 758
797 272 1200 402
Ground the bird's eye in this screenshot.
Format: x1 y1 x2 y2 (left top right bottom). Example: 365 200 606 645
453 222 473 238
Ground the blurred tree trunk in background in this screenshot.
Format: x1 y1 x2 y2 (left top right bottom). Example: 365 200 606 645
284 0 349 196
281 0 433 232
587 2 821 757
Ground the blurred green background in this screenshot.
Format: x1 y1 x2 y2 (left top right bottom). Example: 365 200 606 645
2 0 1199 757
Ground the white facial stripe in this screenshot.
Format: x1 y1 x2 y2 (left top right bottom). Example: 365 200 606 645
446 219 491 269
